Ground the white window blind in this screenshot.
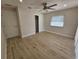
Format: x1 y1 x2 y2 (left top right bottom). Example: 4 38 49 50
50 16 64 27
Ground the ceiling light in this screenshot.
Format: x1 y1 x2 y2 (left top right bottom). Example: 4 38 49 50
64 4 67 7
20 0 23 2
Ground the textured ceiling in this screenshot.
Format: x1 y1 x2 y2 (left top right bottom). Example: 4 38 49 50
2 0 78 13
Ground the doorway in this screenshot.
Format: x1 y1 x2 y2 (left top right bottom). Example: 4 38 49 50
2 6 21 39
35 15 39 33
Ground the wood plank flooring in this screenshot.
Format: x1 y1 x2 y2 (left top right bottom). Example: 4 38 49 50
7 32 75 59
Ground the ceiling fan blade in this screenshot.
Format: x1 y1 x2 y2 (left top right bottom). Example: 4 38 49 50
48 8 55 10
48 4 57 8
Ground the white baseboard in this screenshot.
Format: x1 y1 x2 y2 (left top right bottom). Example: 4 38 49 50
22 32 35 38
21 30 74 39
39 30 45 32
45 30 74 39
21 30 45 38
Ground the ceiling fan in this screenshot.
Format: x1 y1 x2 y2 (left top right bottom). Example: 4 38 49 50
41 2 57 10
27 2 57 12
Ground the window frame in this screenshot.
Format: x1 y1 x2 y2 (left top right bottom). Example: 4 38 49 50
50 15 64 27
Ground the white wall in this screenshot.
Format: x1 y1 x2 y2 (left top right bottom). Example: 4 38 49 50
18 7 44 38
18 7 35 38
2 8 20 38
44 7 78 38
74 28 78 59
39 14 44 32
1 28 7 59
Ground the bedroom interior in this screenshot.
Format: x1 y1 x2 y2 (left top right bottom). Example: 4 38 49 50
1 0 78 59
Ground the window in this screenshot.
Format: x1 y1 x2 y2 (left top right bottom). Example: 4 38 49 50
50 16 64 27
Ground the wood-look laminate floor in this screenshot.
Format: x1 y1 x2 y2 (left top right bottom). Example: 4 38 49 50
7 32 75 59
